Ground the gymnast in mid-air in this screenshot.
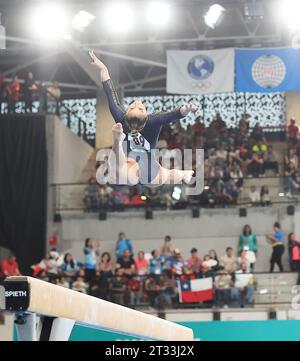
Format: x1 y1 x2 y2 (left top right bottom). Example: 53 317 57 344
89 50 198 186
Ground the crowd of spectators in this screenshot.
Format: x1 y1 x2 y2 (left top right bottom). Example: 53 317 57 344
283 118 300 197
0 70 61 114
1 223 298 310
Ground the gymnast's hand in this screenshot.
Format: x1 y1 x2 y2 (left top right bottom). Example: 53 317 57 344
89 50 110 82
180 103 198 116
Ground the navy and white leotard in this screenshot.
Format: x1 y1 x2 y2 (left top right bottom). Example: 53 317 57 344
102 79 184 183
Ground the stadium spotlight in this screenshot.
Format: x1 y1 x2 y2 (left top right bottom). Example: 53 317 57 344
146 1 171 26
72 10 95 32
204 3 225 29
29 3 68 40
277 0 300 33
103 3 135 33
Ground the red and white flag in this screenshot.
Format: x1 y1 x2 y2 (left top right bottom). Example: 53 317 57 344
178 278 213 303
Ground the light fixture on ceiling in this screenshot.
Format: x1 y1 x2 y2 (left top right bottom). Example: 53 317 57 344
204 3 225 29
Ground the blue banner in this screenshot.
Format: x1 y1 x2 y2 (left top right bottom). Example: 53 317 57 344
235 47 300 92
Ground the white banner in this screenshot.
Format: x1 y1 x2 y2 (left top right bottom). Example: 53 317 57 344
167 48 234 94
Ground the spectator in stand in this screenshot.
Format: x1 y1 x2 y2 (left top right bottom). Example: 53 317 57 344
284 148 299 170
216 144 228 170
202 255 218 277
72 275 88 294
117 249 135 277
248 185 261 205
0 254 21 277
83 176 100 212
260 185 271 206
134 250 148 276
248 152 264 177
109 267 128 305
224 179 239 204
264 145 279 175
57 276 70 288
238 225 258 256
191 116 205 135
232 262 255 307
128 275 143 307
283 161 300 197
60 253 82 285
288 233 300 271
220 247 238 274
98 252 114 300
23 70 37 113
165 248 184 276
251 122 264 142
144 274 162 307
237 249 251 272
252 139 267 156
6 75 20 113
47 80 61 114
161 235 173 258
209 249 219 270
83 238 100 283
185 248 202 277
214 266 232 308
149 250 165 275
287 118 299 146
115 232 133 262
265 222 285 272
229 163 244 189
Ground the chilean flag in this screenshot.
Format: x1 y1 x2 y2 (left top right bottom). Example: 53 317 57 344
178 278 213 303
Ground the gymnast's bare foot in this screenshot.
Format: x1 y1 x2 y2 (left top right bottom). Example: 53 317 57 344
183 170 194 184
112 123 125 142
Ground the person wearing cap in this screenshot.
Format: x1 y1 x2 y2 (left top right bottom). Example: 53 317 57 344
164 249 184 276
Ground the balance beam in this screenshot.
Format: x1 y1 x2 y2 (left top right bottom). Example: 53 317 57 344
0 276 193 341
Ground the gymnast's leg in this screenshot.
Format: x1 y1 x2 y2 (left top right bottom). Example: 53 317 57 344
151 165 194 186
109 123 140 185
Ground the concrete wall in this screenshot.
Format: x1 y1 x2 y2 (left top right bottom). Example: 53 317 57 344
46 115 94 184
59 205 299 272
46 115 94 246
286 92 300 125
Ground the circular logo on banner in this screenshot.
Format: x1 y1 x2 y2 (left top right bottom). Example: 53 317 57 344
251 54 287 89
187 55 214 80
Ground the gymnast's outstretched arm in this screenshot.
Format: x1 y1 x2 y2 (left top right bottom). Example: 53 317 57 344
89 50 125 123
150 103 198 126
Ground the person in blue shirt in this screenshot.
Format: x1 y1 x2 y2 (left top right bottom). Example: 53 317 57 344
265 222 285 272
115 232 133 262
83 238 100 283
149 249 165 275
60 253 83 286
89 50 197 186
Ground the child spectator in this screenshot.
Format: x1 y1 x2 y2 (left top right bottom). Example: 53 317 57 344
72 275 88 294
